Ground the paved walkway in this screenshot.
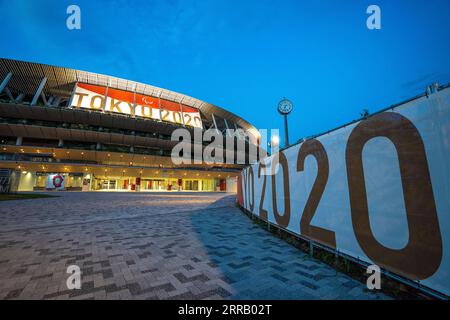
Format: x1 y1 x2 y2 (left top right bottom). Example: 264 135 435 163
0 192 388 300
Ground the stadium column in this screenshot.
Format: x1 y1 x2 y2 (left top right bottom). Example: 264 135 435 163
211 113 221 135
179 101 186 126
15 93 24 103
3 87 15 101
30 77 47 106
132 84 137 117
66 83 78 107
0 72 12 94
223 118 232 137
40 91 48 106
102 80 110 112
158 94 163 121
52 97 62 107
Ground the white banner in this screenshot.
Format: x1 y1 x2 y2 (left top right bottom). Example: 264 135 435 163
71 83 203 128
239 87 450 296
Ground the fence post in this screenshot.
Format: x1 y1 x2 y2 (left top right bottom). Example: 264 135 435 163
309 240 314 257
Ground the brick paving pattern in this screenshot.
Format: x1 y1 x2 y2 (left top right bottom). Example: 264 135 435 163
0 192 388 300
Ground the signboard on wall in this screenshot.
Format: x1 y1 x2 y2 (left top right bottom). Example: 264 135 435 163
71 83 203 128
46 174 65 190
239 87 450 296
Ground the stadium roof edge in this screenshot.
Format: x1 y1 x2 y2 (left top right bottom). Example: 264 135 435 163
0 57 259 138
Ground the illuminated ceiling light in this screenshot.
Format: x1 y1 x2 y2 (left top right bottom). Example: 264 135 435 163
107 154 111 157
81 152 84 155
17 165 21 169
36 150 40 153
22 171 27 174
85 168 88 171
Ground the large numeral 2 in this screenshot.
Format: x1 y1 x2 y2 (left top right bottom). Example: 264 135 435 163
297 139 336 248
258 162 268 221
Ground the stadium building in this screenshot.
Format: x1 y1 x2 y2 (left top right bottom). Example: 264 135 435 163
0 58 261 193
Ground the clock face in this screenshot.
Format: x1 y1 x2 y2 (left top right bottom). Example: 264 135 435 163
278 99 293 115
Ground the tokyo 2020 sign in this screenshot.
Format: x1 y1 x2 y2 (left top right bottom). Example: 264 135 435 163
71 83 203 129
239 87 450 296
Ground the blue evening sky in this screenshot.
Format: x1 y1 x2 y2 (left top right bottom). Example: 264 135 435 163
0 0 449 145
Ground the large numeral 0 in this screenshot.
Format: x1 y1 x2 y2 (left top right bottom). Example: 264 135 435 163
346 112 442 280
194 116 202 128
271 152 290 228
297 139 336 249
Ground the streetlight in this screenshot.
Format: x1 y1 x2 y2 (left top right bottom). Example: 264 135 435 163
270 134 280 148
277 97 293 147
268 133 280 155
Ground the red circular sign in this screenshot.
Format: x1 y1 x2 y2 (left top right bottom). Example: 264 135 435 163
52 175 64 188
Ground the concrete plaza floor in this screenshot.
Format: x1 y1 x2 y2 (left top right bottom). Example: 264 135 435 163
0 192 388 300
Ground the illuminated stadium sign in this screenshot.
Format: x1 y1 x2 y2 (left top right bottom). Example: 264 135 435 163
71 83 203 128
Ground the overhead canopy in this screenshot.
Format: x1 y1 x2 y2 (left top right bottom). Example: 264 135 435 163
0 58 259 140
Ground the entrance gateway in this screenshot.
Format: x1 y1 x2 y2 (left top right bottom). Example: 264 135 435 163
15 171 234 192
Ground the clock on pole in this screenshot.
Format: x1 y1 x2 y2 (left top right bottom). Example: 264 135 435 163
278 97 293 147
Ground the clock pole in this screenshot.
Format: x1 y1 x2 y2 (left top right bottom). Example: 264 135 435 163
278 97 293 148
284 114 289 147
